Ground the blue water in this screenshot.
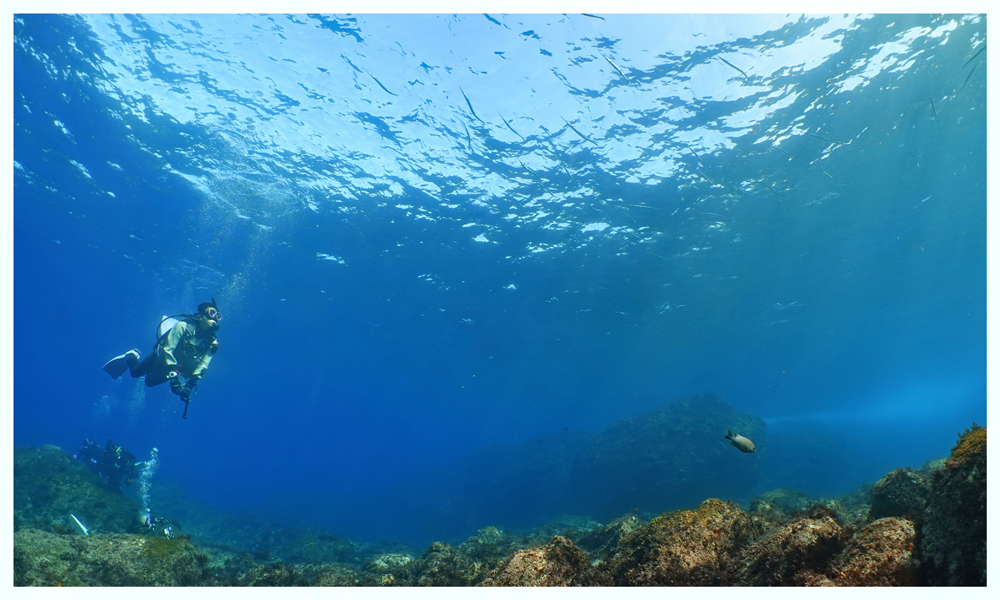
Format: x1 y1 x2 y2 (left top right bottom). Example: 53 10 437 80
13 14 986 546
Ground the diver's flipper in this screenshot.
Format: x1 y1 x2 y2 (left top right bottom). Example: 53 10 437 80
102 350 138 379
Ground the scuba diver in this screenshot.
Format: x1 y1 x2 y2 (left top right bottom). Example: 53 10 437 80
76 439 137 491
103 300 221 418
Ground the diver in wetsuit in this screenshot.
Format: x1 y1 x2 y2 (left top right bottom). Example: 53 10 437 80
76 439 137 490
103 300 221 417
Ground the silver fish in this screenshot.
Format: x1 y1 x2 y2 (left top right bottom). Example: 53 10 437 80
725 429 756 453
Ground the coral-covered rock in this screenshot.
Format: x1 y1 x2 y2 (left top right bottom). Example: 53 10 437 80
575 510 644 561
524 514 601 549
410 541 484 586
734 507 850 586
375 526 530 586
747 488 812 531
570 394 766 520
365 552 414 574
14 529 210 586
832 517 917 586
14 445 145 535
193 544 260 584
275 529 361 565
314 564 364 586
609 498 753 585
237 562 300 586
239 561 365 586
357 552 416 586
918 424 986 586
458 526 524 565
868 468 930 520
479 536 609 586
750 488 812 515
825 484 875 529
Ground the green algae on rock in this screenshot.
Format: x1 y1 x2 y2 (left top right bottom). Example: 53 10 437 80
574 510 644 560
14 529 210 586
833 517 917 586
14 445 145 535
479 536 610 586
609 498 754 585
734 506 850 586
868 467 931 520
918 424 986 586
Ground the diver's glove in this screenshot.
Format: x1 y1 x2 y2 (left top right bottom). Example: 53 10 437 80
179 378 198 401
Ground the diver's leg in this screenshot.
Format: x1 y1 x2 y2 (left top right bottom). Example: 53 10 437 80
129 352 154 378
143 364 171 387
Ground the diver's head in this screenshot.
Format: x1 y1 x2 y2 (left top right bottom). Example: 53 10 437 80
197 299 221 331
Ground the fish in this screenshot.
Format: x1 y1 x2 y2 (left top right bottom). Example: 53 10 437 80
71 513 89 535
960 63 979 92
963 45 986 68
561 116 599 145
459 87 483 122
600 53 629 84
365 70 397 96
462 122 473 154
725 429 756 453
718 56 750 83
518 160 558 200
498 112 525 140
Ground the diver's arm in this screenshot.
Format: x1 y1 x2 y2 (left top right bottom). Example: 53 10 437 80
190 340 217 379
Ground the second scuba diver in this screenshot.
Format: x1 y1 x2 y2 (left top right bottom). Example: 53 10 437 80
103 299 221 418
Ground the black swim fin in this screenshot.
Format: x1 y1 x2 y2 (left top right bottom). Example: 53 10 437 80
102 350 138 379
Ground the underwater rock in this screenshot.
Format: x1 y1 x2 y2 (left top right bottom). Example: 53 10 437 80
608 498 754 585
14 445 145 535
14 529 210 586
569 393 766 520
733 507 850 586
749 488 813 516
868 468 931 521
746 493 796 531
826 484 876 530
365 526 532 586
408 541 484 586
458 525 525 566
832 517 917 586
275 529 363 565
365 552 414 574
918 424 986 586
479 536 610 586
238 561 368 586
237 562 301 586
193 544 261 584
574 510 644 561
525 514 603 549
313 564 366 586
